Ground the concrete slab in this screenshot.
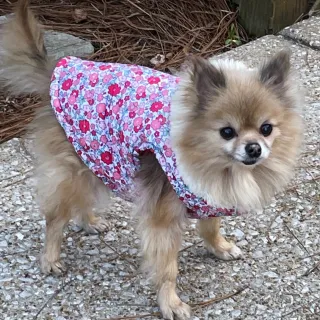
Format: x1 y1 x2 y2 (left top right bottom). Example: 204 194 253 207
43 31 94 60
215 35 320 102
0 15 94 59
280 16 320 50
0 29 319 320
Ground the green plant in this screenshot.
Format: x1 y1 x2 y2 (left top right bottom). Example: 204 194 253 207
225 23 242 46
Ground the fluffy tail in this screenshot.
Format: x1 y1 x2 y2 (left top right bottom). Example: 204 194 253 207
0 0 54 97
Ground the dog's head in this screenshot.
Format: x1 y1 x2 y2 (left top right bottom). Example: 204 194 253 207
171 51 303 211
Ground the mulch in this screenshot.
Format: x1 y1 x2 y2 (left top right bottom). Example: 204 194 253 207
0 0 247 143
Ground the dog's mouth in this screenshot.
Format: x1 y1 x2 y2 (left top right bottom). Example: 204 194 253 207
242 159 258 165
230 154 264 166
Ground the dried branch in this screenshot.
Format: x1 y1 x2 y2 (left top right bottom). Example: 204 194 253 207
107 286 248 319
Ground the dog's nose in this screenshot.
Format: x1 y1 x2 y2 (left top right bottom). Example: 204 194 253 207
245 143 261 158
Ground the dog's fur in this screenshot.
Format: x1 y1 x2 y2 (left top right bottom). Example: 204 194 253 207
0 1 303 319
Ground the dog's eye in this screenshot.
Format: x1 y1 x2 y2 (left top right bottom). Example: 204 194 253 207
260 124 273 137
220 127 236 140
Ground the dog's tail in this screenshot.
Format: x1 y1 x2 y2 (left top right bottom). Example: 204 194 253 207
0 0 54 97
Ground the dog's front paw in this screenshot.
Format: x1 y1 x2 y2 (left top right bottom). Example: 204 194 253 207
205 237 243 261
40 254 66 274
80 216 110 234
158 281 191 320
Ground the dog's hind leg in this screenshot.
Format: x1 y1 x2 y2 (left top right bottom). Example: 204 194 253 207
40 200 71 274
75 172 111 234
38 159 111 273
33 108 111 273
38 160 95 274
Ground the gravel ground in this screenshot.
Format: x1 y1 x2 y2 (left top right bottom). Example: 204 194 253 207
1 24 320 320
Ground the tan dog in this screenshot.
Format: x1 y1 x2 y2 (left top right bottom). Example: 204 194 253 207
0 1 303 319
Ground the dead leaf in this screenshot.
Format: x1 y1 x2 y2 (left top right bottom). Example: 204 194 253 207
150 54 165 66
73 9 87 23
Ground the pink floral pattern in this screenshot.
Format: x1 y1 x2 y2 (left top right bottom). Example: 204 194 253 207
50 56 239 218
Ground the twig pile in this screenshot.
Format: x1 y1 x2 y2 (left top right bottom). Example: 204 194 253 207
0 0 247 143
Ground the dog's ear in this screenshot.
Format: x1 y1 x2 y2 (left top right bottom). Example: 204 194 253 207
259 50 291 89
186 56 226 111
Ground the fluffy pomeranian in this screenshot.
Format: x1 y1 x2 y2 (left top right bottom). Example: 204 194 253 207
0 1 303 319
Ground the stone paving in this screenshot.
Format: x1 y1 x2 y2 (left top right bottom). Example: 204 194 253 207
0 14 319 320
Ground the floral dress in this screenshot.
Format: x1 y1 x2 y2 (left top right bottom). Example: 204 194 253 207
50 56 239 219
